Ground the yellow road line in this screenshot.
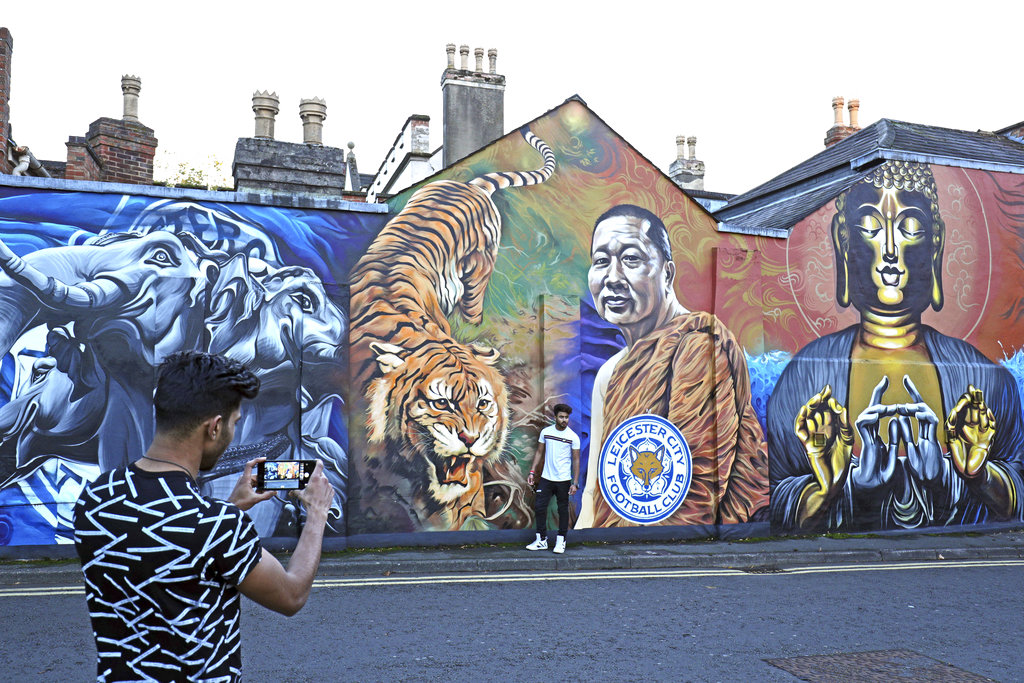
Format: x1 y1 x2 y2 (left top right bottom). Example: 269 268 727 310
313 567 745 588
2 558 1021 596
785 558 1024 574
0 586 84 597
310 558 1024 589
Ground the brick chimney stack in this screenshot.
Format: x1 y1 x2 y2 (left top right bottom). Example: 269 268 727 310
66 75 158 184
441 43 505 166
824 95 862 147
0 28 13 174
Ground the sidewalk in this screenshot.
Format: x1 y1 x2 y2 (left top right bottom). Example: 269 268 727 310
5 526 1023 586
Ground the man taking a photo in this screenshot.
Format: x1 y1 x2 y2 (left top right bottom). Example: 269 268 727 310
74 351 334 682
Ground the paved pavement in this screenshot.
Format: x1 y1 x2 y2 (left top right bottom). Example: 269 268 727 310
4 524 1024 586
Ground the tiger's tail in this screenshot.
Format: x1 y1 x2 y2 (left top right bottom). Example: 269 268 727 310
468 128 555 195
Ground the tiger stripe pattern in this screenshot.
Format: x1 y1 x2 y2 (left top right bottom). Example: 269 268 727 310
349 128 555 532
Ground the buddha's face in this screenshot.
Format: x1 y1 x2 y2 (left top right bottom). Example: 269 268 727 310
844 182 936 314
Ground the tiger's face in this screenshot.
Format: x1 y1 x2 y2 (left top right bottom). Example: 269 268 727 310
367 339 508 504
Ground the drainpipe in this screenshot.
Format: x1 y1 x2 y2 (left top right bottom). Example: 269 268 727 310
11 145 50 177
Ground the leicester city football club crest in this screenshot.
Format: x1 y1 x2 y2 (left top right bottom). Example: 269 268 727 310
598 414 692 525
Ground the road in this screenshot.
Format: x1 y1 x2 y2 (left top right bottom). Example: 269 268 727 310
2 560 1021 681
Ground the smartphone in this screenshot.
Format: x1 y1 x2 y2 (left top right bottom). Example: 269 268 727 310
256 460 316 491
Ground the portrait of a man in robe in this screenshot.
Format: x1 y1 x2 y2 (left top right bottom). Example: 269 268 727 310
576 204 768 528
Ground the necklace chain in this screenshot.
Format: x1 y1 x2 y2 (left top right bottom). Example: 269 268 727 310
141 455 195 481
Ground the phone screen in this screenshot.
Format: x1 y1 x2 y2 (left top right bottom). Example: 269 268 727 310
257 460 315 491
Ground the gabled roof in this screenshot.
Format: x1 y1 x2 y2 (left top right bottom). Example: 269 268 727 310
387 95 718 222
715 119 1024 236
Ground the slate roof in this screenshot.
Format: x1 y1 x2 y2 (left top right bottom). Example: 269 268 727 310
997 120 1024 135
684 188 735 201
714 119 1024 235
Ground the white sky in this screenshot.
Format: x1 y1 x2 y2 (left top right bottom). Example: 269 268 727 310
3 1 1021 195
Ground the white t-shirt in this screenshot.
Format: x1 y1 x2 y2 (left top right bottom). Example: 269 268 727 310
539 424 581 482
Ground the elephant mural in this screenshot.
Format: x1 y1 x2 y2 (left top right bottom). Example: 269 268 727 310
0 231 211 485
0 196 353 544
203 254 348 533
122 202 350 533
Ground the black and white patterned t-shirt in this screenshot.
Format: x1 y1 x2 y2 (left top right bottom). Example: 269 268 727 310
74 463 263 682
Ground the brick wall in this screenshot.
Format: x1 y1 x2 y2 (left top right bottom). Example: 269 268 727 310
0 28 13 174
84 117 157 184
65 136 102 181
824 125 858 147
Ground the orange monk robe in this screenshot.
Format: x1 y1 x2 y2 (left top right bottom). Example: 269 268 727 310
593 311 769 527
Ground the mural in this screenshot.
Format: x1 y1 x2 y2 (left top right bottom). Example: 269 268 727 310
765 162 1024 533
0 192 381 545
576 204 767 528
346 104 772 536
5 99 1024 547
347 129 553 533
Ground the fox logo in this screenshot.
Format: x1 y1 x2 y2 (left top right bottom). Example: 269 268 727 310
598 415 692 525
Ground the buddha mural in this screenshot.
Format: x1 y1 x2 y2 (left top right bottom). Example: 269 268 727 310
767 161 1024 531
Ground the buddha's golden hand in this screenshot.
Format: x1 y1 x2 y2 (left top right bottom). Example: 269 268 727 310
945 385 995 480
796 384 854 495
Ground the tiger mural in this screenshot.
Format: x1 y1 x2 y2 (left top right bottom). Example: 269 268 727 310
348 128 556 533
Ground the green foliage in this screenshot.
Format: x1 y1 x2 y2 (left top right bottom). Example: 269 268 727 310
154 152 232 191
171 161 211 189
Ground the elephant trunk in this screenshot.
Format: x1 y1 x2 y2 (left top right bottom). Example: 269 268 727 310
0 239 126 309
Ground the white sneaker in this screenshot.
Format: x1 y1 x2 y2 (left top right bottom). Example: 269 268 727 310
526 534 548 551
553 536 566 554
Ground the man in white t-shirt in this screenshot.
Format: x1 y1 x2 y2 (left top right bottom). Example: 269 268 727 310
526 403 581 553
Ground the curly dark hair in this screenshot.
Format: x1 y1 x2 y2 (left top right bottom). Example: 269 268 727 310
154 351 260 435
553 403 573 416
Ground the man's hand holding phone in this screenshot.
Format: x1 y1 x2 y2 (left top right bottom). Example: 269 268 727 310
291 460 333 521
230 457 333 525
229 458 278 511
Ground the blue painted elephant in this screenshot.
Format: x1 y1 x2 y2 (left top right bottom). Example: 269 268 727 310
0 231 212 483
